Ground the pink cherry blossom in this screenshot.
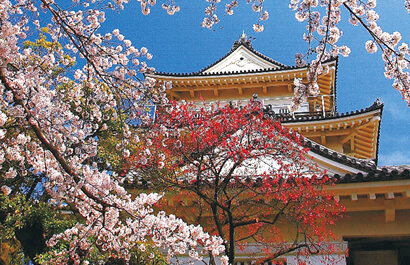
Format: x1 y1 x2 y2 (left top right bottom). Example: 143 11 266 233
1 185 11 195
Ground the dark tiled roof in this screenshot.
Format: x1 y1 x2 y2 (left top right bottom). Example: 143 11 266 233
335 165 410 183
374 99 384 166
129 165 410 189
333 57 339 113
267 98 384 123
304 138 377 172
155 64 300 77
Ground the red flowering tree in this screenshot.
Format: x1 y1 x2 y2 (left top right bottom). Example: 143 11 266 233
129 102 344 265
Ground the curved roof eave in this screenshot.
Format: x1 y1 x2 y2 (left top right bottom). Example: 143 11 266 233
304 137 377 173
264 100 384 172
278 98 383 124
334 165 410 184
374 99 384 166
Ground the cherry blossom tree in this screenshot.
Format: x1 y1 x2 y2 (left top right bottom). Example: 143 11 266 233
0 1 226 264
129 102 344 265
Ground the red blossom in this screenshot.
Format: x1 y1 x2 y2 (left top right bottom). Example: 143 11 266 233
129 102 344 264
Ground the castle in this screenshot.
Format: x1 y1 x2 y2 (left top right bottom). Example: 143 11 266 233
149 34 410 265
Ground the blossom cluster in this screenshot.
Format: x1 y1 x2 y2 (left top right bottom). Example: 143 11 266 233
288 0 410 110
202 0 268 32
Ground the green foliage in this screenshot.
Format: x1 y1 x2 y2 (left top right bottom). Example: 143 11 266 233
22 32 74 79
0 194 75 264
127 245 169 265
23 29 62 54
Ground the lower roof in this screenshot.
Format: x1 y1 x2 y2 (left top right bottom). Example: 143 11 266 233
335 165 410 184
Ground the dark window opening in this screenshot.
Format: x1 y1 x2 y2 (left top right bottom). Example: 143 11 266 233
345 237 410 265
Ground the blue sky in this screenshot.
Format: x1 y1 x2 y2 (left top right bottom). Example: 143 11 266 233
102 1 409 166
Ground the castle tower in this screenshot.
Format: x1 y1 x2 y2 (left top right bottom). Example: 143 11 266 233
148 34 410 265
149 34 383 173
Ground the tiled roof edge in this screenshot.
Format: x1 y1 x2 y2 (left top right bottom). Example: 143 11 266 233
277 98 383 123
374 99 384 166
303 138 377 172
333 57 339 113
334 165 410 184
128 166 410 189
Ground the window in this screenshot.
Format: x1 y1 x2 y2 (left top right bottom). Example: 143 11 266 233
345 237 410 265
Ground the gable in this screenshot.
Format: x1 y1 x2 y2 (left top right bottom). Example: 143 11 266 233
202 45 282 74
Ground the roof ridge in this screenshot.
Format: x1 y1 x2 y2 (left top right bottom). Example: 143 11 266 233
152 57 338 77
